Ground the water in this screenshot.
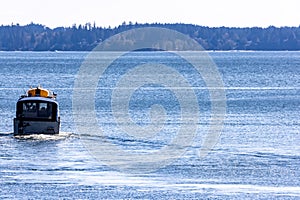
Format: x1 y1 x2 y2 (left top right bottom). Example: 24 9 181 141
0 51 300 199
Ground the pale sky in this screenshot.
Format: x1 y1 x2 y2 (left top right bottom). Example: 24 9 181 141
0 0 299 28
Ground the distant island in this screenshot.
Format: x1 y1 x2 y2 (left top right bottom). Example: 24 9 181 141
0 22 299 51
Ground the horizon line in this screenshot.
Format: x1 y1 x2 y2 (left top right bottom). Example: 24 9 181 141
2 21 300 30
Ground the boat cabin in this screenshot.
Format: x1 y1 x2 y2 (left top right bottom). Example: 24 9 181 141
14 87 60 135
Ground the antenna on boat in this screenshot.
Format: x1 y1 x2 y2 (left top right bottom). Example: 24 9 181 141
22 88 27 96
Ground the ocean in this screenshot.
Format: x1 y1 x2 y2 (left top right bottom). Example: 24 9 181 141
0 51 299 199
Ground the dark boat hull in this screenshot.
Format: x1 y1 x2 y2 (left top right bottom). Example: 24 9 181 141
14 118 60 135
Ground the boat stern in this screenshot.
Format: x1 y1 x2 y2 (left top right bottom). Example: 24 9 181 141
14 118 60 135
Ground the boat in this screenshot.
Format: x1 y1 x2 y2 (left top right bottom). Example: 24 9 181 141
13 86 60 135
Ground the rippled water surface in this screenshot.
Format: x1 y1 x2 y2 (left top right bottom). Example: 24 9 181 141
0 51 300 199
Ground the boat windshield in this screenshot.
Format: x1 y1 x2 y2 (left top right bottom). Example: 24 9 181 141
21 102 53 119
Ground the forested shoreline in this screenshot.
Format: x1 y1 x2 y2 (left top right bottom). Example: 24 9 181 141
0 22 299 51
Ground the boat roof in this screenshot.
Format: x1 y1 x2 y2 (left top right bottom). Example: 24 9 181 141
18 96 58 105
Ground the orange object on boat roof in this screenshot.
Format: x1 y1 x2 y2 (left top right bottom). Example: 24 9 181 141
27 86 50 98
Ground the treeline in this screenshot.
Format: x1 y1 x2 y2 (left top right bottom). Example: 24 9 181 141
0 22 300 51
